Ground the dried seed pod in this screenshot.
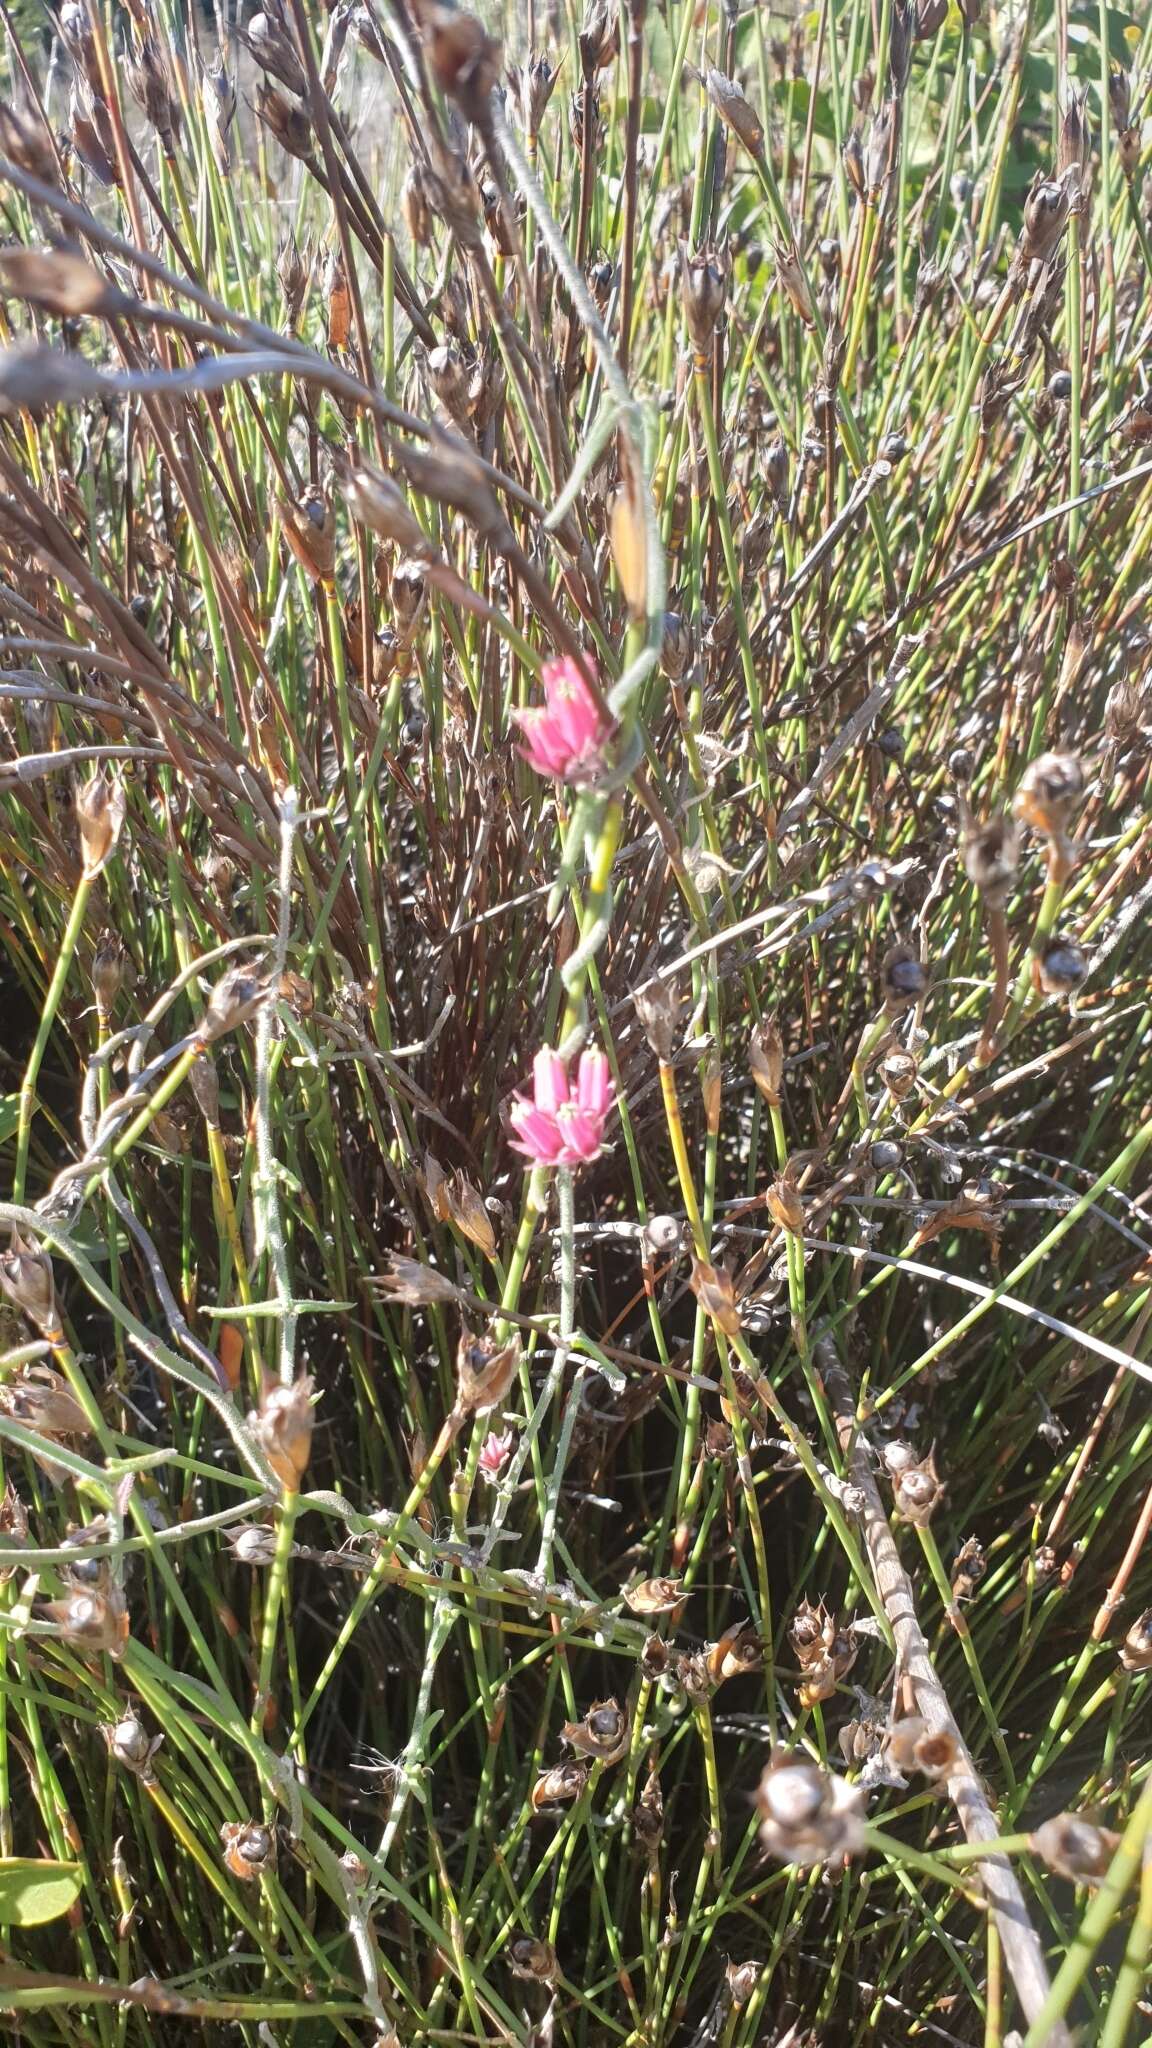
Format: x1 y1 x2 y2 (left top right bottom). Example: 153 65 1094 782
198 965 271 1045
864 100 897 203
623 1576 684 1616
1019 175 1075 267
773 236 815 326
578 0 619 72
881 1049 918 1100
127 35 182 155
391 559 428 637
640 1632 670 1680
951 1534 987 1603
253 79 313 163
0 1234 61 1340
962 816 1019 906
633 1762 664 1852
689 1258 741 1336
882 945 928 1013
41 1583 128 1658
910 1178 1005 1256
1058 89 1091 183
633 983 681 1062
276 234 310 331
441 1173 496 1257
107 1712 162 1780
201 56 236 176
1030 1813 1119 1886
456 1332 520 1416
279 485 334 583
0 1364 89 1439
224 1523 279 1566
789 1598 833 1668
1037 936 1088 994
681 243 727 355
1120 1610 1152 1672
706 69 764 158
237 4 306 95
506 1935 558 1984
885 1716 958 1780
766 436 790 512
560 1698 629 1764
531 1761 589 1810
748 1020 785 1107
766 1173 805 1237
91 929 127 1022
726 1960 760 2006
423 1 501 120
661 610 694 681
511 53 561 136
220 1821 277 1882
891 1448 943 1526
1014 751 1086 838
248 1375 315 1491
842 127 865 199
755 1750 866 1865
341 455 428 554
75 772 127 878
707 1623 763 1683
374 1256 461 1307
676 1649 714 1703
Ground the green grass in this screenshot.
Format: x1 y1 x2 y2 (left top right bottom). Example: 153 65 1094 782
0 0 1151 2040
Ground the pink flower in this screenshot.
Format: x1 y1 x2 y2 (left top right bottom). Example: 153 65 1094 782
479 1428 515 1480
509 1047 615 1169
512 656 612 785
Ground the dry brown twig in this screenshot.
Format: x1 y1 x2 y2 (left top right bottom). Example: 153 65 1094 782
816 1335 1072 2047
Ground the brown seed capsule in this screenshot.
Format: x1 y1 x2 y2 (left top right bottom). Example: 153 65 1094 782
951 1534 987 1604
706 68 764 158
881 1049 918 1100
560 1698 629 1765
884 1716 958 1780
276 235 311 332
512 53 561 136
681 243 727 355
127 34 182 155
507 1935 558 1984
422 0 501 120
0 1364 89 1440
640 1632 671 1681
237 6 306 97
774 236 816 327
634 1762 664 1853
0 1234 61 1340
766 1173 805 1237
75 773 127 879
531 1761 589 1811
224 1523 279 1566
1014 751 1086 838
578 0 619 71
962 816 1020 906
910 1178 1004 1256
1120 1609 1152 1672
91 929 127 1022
726 1959 760 2006
456 1331 521 1416
440 1173 496 1258
198 965 271 1045
220 1821 277 1882
882 944 928 1013
41 1583 128 1659
1058 89 1091 183
248 1375 315 1492
633 983 681 1062
660 610 694 681
748 1020 785 1108
373 1256 462 1308
755 1750 866 1866
201 56 236 176
789 1598 833 1669
391 559 428 637
706 1623 763 1684
676 1649 714 1703
623 1576 684 1616
842 127 866 199
892 1448 942 1526
107 1712 162 1781
254 79 313 163
1037 936 1088 994
279 485 334 584
689 1258 742 1337
609 464 650 621
1030 1813 1119 1886
341 455 428 555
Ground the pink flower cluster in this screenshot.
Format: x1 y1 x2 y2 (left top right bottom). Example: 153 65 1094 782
512 656 611 785
509 1047 615 1169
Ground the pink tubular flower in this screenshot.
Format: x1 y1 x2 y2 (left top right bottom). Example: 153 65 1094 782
512 657 612 785
479 1428 515 1480
509 1047 615 1169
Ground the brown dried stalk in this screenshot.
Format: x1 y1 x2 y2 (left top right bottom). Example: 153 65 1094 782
817 1337 1071 2047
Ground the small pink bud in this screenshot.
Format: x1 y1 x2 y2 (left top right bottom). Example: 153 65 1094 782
512 657 612 786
